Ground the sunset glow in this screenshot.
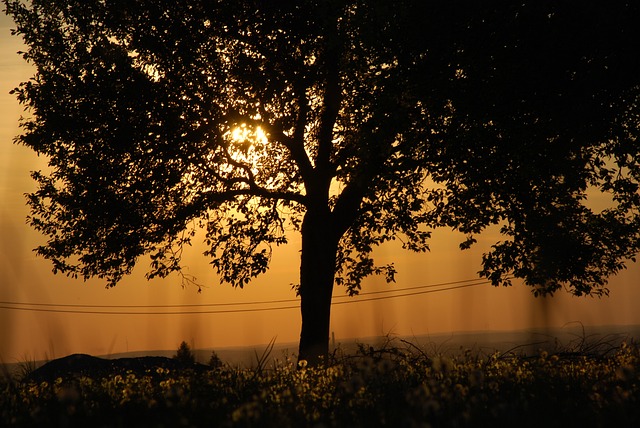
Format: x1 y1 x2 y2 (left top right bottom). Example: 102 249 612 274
2 8 640 367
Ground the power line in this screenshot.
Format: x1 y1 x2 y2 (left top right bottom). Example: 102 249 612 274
332 282 485 305
0 278 494 315
0 304 299 315
0 277 492 310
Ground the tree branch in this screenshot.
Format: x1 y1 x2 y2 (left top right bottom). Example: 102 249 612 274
317 29 341 173
331 176 370 237
197 143 307 206
331 133 401 235
203 187 306 206
223 112 315 190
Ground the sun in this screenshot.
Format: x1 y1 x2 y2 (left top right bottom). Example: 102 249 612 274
230 124 268 146
223 124 271 179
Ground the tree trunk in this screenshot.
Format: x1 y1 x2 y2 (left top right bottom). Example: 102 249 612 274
297 207 338 365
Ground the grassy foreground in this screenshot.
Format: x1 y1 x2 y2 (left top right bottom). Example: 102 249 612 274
2 339 639 427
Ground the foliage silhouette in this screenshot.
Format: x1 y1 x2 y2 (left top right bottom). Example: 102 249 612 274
4 0 640 363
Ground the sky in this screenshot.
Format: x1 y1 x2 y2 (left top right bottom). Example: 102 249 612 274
1 11 640 364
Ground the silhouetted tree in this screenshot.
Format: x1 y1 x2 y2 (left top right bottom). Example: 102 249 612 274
174 341 195 365
208 350 223 369
5 0 640 363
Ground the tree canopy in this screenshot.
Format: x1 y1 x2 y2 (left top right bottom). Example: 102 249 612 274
5 0 640 361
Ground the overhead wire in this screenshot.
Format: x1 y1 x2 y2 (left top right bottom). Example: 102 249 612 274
0 303 298 315
0 277 491 309
0 277 506 315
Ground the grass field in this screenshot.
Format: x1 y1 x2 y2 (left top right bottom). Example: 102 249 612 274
1 333 639 427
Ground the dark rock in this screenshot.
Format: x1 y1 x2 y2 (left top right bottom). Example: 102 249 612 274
27 354 111 382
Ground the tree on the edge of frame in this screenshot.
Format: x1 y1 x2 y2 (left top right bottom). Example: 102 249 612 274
5 0 640 363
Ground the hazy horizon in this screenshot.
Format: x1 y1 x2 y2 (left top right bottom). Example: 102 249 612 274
3 323 639 374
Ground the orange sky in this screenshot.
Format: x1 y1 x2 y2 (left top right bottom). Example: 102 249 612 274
1 13 639 364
